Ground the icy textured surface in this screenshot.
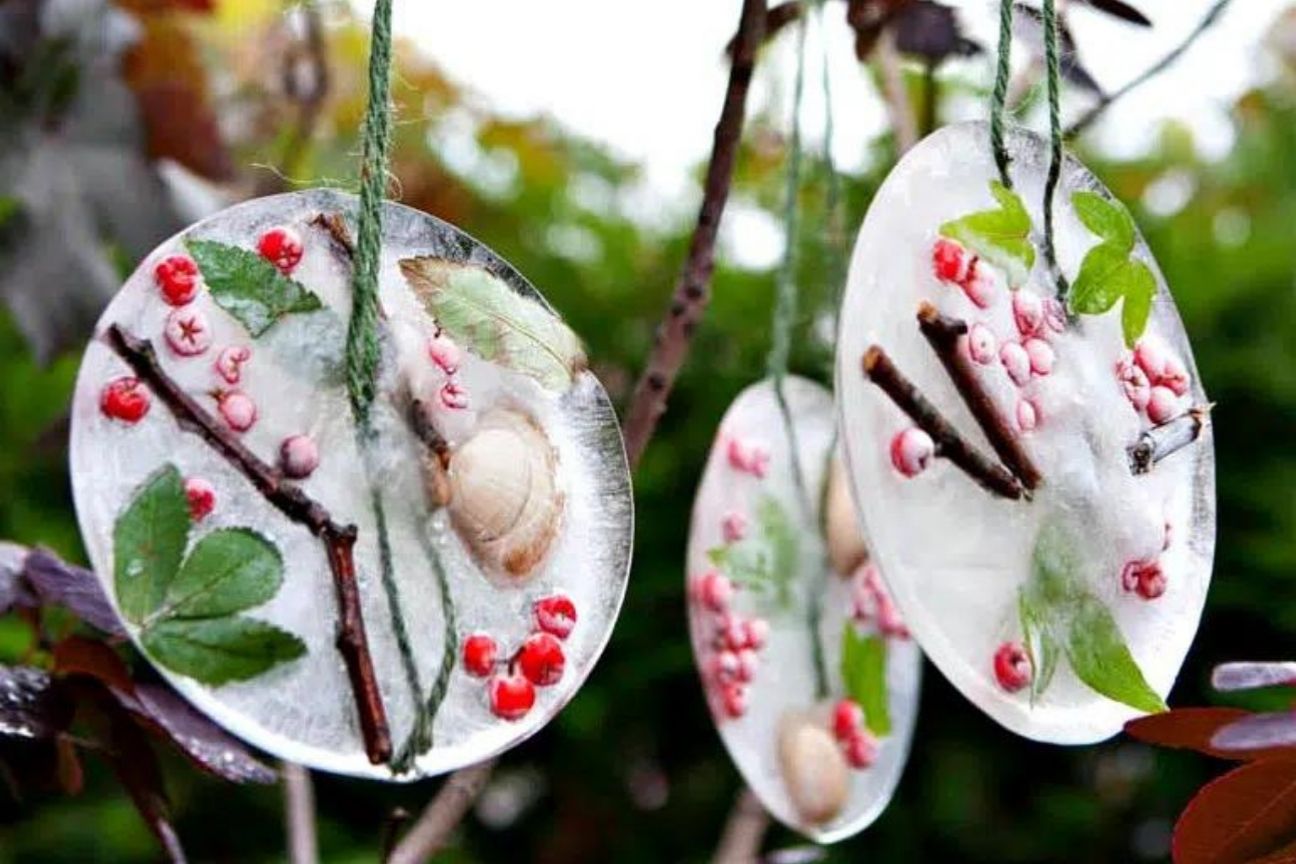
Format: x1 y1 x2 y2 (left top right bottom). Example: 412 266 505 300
686 378 920 842
835 123 1215 744
69 190 633 780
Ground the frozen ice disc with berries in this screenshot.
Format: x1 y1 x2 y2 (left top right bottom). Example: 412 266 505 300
686 377 921 841
69 190 633 780
835 122 1215 744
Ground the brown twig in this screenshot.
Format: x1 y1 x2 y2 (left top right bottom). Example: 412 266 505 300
916 301 1042 489
310 212 357 260
1127 405 1210 475
711 786 769 864
104 324 393 764
862 345 1024 500
385 760 495 864
620 0 767 468
875 28 918 155
282 762 319 864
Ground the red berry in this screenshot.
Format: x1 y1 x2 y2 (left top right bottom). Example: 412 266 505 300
1122 559 1166 600
966 323 997 365
517 632 565 687
721 510 748 543
154 254 200 306
1000 341 1031 386
719 615 747 652
533 593 577 640
184 477 216 521
890 427 934 477
488 671 535 721
932 238 971 284
726 436 770 478
100 377 150 424
1146 386 1181 425
720 682 747 719
1116 355 1152 412
961 263 995 309
735 648 759 683
216 390 257 432
993 642 1032 692
257 226 304 274
215 346 252 385
743 617 769 651
462 633 498 677
832 698 865 741
164 308 212 357
280 434 320 479
1012 289 1044 337
697 571 733 612
843 730 878 769
1024 337 1055 376
1134 337 1170 383
428 333 461 375
440 380 469 410
708 650 740 684
1160 356 1190 397
1016 398 1038 433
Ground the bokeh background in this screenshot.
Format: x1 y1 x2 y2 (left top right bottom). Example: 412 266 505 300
1 0 1294 860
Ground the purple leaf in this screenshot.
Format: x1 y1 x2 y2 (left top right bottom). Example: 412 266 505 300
893 1 982 63
0 542 35 612
1212 662 1296 692
0 666 70 741
1213 712 1296 753
23 548 127 637
100 695 189 864
132 683 276 785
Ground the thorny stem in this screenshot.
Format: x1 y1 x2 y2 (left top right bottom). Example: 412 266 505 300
620 0 766 469
104 324 393 765
1128 405 1210 475
916 301 1042 489
862 345 1025 500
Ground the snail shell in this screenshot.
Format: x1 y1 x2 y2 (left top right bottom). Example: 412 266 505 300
824 456 868 578
447 408 564 581
778 712 850 825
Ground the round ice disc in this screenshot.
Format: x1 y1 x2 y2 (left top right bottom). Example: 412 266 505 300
686 377 921 842
835 122 1215 744
69 189 633 779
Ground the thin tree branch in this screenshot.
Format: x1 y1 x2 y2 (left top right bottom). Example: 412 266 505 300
282 762 319 864
875 27 918 155
621 0 767 468
1066 0 1231 137
385 760 495 864
1127 404 1209 474
104 324 393 765
712 786 770 864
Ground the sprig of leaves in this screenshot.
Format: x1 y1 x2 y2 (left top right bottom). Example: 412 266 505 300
706 496 799 612
1018 519 1166 713
187 239 323 337
939 181 1036 287
841 626 891 736
1067 191 1156 346
114 465 305 685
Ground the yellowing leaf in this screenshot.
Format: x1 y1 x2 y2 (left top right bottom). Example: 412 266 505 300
939 181 1037 286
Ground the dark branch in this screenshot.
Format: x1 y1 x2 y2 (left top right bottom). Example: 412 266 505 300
104 324 392 765
862 345 1025 500
1127 405 1209 475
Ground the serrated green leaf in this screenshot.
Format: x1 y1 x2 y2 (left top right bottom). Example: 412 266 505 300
1065 595 1167 714
1069 243 1130 315
1119 260 1157 347
400 256 586 390
939 181 1037 286
113 465 190 625
141 616 305 685
841 626 891 736
187 239 323 337
1071 191 1135 252
158 528 283 620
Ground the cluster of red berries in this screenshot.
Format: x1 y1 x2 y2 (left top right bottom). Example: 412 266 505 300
427 330 469 411
1121 521 1174 601
462 594 577 722
692 569 770 720
726 436 770 478
993 641 1033 693
850 563 909 640
1116 337 1190 425
830 698 879 769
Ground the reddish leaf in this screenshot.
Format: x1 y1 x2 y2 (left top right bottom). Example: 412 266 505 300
99 695 188 864
24 548 127 637
53 636 136 696
54 734 84 795
1249 837 1296 863
1174 758 1296 864
1214 663 1296 693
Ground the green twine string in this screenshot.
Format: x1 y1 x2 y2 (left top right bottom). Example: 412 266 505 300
989 0 1015 189
1041 0 1067 296
345 0 395 430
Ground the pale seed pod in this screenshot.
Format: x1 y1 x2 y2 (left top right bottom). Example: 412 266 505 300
778 713 850 825
824 457 868 578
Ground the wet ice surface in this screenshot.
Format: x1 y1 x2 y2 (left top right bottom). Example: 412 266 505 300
686 378 920 842
835 123 1215 744
69 190 633 780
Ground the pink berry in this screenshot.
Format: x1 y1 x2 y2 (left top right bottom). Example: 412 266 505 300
517 632 565 687
966 323 997 365
1116 355 1152 412
1024 338 1055 376
721 511 748 544
1161 356 1190 397
216 390 257 432
1043 297 1067 334
1012 289 1044 337
1000 341 1031 386
488 672 535 721
743 618 769 651
832 698 865 741
154 254 200 306
843 730 878 769
214 346 252 385
428 332 461 375
163 308 212 357
726 437 770 478
709 650 740 684
1134 338 1170 383
993 642 1032 692
932 238 971 284
735 649 759 683
462 633 497 677
440 380 469 411
890 427 934 478
720 615 748 652
961 263 995 309
100 377 151 424
697 571 733 613
533 594 577 640
279 434 320 479
184 478 216 521
257 226 304 274
720 682 747 719
1147 386 1181 425
1016 398 1038 433
1122 559 1166 600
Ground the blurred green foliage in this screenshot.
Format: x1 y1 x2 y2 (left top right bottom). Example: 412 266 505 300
0 7 1294 863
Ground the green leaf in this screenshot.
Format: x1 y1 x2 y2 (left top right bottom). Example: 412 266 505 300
1071 191 1135 251
113 465 190 625
1068 243 1130 315
1119 260 1157 347
841 626 891 736
399 256 586 390
159 528 283 620
1065 596 1168 714
141 617 306 685
939 181 1037 286
1018 591 1060 702
705 497 800 611
187 239 323 337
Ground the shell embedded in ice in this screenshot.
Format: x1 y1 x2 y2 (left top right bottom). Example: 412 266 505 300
68 189 633 780
685 377 921 842
835 122 1215 744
